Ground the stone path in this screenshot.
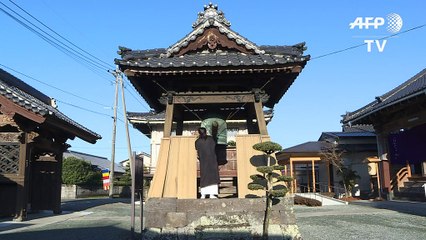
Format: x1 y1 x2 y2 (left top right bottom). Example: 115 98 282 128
295 200 426 240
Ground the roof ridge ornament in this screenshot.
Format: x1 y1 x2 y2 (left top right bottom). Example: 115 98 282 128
192 3 231 28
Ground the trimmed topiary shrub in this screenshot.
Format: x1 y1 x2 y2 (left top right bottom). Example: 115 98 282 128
248 141 293 238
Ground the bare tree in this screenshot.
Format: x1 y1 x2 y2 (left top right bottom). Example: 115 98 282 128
320 141 359 197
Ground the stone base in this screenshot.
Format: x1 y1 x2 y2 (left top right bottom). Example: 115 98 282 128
143 197 301 239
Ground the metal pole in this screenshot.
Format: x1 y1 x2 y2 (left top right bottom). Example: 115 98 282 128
117 69 135 238
109 70 119 198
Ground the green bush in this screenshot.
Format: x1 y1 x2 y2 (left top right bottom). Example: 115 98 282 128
62 157 102 186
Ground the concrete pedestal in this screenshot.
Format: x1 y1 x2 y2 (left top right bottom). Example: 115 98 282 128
143 196 301 239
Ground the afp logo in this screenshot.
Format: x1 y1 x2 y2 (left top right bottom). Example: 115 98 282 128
349 13 403 52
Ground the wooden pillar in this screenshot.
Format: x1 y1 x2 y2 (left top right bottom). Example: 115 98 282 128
326 160 331 192
253 101 268 136
175 107 183 136
53 151 63 214
289 158 294 193
14 132 29 221
163 102 174 138
312 160 316 192
376 131 391 198
306 163 310 192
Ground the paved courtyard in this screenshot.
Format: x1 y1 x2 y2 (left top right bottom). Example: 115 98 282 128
0 198 425 239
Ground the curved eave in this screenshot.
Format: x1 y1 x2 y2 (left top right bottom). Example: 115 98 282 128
120 59 308 112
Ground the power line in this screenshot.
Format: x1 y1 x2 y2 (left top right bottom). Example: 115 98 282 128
123 80 151 112
56 99 113 118
8 0 114 70
0 63 112 108
312 23 426 60
0 2 113 82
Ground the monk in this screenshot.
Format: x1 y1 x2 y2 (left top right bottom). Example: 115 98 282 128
195 127 220 199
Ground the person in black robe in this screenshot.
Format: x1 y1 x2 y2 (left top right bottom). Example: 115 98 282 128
195 127 220 199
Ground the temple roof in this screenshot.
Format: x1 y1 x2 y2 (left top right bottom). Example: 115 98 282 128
115 3 309 113
342 68 426 125
0 68 101 143
64 150 125 173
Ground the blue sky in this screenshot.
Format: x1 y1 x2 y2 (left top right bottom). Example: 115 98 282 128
0 0 425 162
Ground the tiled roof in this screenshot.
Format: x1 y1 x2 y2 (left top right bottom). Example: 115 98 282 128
64 150 125 173
116 4 309 69
0 68 101 141
116 51 307 69
165 3 263 57
343 68 426 124
127 111 165 121
127 109 274 122
343 124 375 133
321 131 376 139
281 141 330 154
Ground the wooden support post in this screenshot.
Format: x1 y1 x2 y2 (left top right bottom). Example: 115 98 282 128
290 159 294 193
53 151 63 214
14 132 29 221
312 160 316 193
376 131 391 198
163 103 174 138
254 101 268 135
326 160 331 192
306 163 310 192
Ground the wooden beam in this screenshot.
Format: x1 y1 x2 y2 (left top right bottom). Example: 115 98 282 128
254 101 268 135
173 94 255 104
0 95 45 124
163 103 174 138
289 157 321 162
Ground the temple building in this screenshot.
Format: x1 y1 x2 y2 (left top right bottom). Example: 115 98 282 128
0 68 101 220
342 68 426 201
127 109 273 174
116 3 309 199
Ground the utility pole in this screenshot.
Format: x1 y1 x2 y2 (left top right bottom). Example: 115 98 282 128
109 68 119 198
110 67 136 239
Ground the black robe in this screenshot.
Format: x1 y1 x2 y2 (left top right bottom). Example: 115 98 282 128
195 136 220 188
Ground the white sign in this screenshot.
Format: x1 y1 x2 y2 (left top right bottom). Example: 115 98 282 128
423 183 426 198
349 13 403 53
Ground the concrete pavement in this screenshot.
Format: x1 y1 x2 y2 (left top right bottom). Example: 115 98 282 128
1 198 425 240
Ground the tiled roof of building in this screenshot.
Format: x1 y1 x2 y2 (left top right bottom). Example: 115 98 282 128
127 109 273 122
0 68 101 142
342 68 426 124
115 3 308 69
343 124 375 133
281 141 330 154
64 150 125 173
116 50 307 69
320 131 376 139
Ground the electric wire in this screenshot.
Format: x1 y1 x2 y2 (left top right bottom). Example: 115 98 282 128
0 2 113 83
122 80 151 112
57 99 125 123
312 23 426 60
0 63 111 108
8 0 114 70
56 99 112 118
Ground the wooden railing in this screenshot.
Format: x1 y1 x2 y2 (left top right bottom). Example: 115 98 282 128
390 164 411 191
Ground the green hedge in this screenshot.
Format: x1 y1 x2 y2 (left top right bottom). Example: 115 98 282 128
62 157 102 187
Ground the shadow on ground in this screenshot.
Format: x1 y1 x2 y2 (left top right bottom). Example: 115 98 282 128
0 225 138 240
